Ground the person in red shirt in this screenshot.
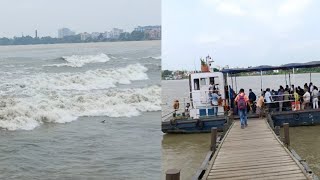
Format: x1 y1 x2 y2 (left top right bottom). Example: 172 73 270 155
235 88 249 129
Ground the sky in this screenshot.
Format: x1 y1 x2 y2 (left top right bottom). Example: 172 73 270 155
162 0 320 70
0 0 160 38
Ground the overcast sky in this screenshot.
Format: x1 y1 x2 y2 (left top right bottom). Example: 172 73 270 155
162 0 320 70
0 0 160 38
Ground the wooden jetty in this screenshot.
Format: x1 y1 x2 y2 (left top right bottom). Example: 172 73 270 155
202 118 311 180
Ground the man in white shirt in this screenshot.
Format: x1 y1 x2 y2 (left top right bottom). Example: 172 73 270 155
264 88 272 103
309 82 314 92
302 90 311 110
312 87 319 109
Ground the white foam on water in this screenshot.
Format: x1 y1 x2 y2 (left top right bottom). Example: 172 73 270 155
0 85 160 131
152 55 161 60
3 65 15 68
45 53 111 67
0 63 156 131
2 63 149 92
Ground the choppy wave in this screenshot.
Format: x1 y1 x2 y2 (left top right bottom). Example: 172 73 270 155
46 53 111 67
152 55 161 60
2 63 148 93
140 55 161 60
0 85 161 130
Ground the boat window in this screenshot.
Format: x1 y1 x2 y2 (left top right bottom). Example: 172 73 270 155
194 79 200 90
200 78 206 86
210 77 215 85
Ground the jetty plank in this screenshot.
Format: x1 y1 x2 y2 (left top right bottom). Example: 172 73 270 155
205 118 309 180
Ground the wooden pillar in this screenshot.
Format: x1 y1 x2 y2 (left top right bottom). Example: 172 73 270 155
223 123 228 136
283 123 290 147
166 169 180 180
275 126 280 136
211 127 217 152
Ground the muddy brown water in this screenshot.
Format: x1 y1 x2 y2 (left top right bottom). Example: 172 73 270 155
162 76 320 179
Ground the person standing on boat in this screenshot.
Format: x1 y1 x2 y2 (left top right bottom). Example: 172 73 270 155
209 82 214 91
312 86 319 109
264 88 272 103
302 89 310 110
309 82 314 92
211 90 220 116
278 86 284 112
185 103 191 117
235 89 249 129
304 83 309 92
256 93 265 118
291 85 295 94
297 86 304 104
309 82 314 104
284 88 290 109
294 88 300 106
248 89 256 113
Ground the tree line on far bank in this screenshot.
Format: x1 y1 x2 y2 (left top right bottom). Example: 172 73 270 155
0 31 155 46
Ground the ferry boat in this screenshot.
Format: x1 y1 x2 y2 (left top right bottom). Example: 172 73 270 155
162 57 231 133
162 59 320 133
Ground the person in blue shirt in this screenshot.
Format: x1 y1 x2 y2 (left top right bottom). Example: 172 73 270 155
211 90 220 116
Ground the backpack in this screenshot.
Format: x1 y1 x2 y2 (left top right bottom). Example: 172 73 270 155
237 94 246 110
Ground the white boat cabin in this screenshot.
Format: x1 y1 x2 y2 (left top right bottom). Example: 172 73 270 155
188 72 226 118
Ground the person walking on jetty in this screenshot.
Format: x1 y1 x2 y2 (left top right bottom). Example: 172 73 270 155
235 89 249 129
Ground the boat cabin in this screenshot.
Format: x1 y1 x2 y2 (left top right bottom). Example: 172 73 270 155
188 72 226 118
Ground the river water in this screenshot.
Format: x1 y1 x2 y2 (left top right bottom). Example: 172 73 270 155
0 41 161 180
162 74 320 179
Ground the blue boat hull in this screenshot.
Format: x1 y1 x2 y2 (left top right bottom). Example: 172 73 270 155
161 116 227 133
272 109 320 127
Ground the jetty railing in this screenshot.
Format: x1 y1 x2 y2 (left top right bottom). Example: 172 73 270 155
266 115 319 180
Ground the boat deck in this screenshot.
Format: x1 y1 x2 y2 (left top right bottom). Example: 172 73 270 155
204 118 309 180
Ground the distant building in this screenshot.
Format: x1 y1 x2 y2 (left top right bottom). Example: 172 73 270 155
134 26 161 39
35 30 38 38
80 32 90 41
134 26 145 32
91 32 101 39
110 28 123 39
102 31 111 39
58 28 75 38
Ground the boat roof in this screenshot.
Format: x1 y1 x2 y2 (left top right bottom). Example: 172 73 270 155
221 61 320 74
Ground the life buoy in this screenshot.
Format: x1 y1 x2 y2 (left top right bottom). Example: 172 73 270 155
196 119 204 129
173 100 179 111
294 113 300 121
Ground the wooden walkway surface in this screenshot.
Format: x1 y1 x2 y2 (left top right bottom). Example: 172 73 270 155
204 118 309 180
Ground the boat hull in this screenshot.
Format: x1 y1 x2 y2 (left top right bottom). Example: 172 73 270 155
161 116 227 133
272 109 320 127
